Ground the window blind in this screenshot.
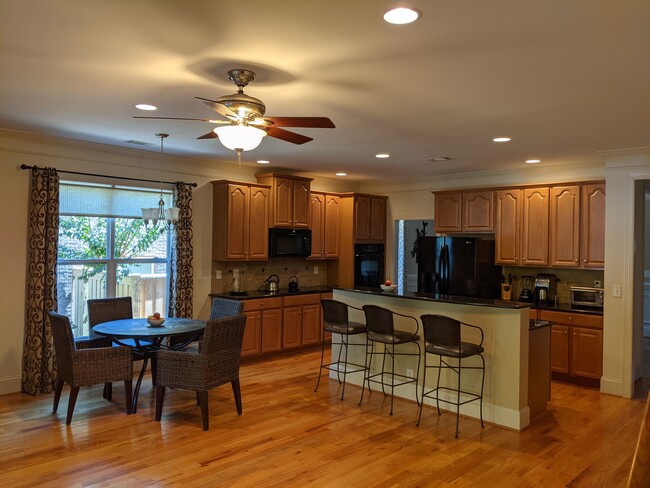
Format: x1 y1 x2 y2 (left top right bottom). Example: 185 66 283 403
59 182 171 218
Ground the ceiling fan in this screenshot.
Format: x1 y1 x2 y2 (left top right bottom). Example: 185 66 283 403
135 69 335 158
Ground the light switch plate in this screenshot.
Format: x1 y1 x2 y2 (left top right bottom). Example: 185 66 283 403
613 284 622 298
216 270 222 279
314 266 319 275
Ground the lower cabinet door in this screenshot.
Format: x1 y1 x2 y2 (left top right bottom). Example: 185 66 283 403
301 303 321 345
571 326 603 379
261 308 282 353
282 306 302 349
550 325 570 374
241 311 261 357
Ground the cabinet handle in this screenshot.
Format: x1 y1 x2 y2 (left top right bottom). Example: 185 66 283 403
568 316 573 321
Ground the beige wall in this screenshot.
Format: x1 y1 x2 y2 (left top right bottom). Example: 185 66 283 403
0 129 356 394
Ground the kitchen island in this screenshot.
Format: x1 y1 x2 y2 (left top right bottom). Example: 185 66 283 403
332 288 548 431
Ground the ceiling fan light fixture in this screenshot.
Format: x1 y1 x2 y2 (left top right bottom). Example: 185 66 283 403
383 7 421 25
214 124 267 151
135 103 157 111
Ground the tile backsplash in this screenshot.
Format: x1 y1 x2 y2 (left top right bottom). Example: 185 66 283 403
502 266 604 304
212 258 329 293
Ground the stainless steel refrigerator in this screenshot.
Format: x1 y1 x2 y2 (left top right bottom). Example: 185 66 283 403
416 236 502 298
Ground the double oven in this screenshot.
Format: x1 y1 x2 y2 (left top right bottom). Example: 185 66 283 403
354 243 385 288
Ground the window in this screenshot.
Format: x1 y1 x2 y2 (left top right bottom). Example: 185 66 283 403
56 182 171 338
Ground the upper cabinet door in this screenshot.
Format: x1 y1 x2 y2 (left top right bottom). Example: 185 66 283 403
324 194 340 258
273 177 294 227
521 187 549 266
225 184 249 260
581 183 605 268
354 196 372 241
550 186 581 267
463 190 494 232
434 192 462 233
309 192 325 258
495 189 522 265
369 197 386 241
247 186 270 260
292 179 311 228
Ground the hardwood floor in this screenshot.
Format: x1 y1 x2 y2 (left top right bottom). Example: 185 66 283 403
0 348 645 487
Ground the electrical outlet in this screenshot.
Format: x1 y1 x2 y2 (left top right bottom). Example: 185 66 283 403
613 284 622 298
233 269 239 278
216 270 222 279
594 280 602 288
406 368 414 378
314 266 318 275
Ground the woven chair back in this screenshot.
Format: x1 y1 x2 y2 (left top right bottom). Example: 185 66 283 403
87 297 133 339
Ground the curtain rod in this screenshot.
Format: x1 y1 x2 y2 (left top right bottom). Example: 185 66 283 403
19 164 198 187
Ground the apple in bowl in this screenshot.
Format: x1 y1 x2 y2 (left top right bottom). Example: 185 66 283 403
380 280 397 292
147 313 165 327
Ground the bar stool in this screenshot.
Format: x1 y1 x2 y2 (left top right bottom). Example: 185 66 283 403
314 299 367 401
359 305 421 415
417 314 485 438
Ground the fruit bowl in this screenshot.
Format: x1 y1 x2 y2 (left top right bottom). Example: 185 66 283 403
380 284 397 292
147 317 165 327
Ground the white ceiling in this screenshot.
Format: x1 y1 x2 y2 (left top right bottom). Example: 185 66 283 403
1 1 649 182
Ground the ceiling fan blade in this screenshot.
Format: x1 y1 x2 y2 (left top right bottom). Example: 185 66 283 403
195 96 240 120
258 117 335 128
265 126 313 145
197 130 218 140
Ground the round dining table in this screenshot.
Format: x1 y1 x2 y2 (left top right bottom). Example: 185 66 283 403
94 317 206 412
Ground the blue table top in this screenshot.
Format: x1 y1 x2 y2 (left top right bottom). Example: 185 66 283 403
94 317 206 339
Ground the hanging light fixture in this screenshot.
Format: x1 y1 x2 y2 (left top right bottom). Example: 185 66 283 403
214 123 266 166
141 133 180 229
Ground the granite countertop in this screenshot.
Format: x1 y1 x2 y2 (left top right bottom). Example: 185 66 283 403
210 285 333 300
529 319 555 330
334 287 604 315
335 287 530 309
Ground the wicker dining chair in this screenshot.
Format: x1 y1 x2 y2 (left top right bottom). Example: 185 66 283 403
48 311 133 425
155 313 248 431
167 297 244 349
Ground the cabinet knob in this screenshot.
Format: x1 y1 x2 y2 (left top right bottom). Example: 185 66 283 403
564 331 568 335
523 258 526 261
575 259 578 262
583 259 587 263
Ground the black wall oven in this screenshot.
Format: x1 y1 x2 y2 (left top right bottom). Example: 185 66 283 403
354 243 385 288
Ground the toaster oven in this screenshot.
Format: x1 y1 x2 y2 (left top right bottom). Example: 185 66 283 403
570 286 604 309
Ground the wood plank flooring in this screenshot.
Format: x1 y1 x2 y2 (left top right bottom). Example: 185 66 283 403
0 348 646 487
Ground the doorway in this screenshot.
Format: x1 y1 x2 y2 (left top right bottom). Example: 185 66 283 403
394 219 434 292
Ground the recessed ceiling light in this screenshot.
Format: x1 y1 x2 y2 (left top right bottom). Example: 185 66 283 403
525 159 541 164
256 160 270 164
428 156 453 162
383 7 421 24
376 153 390 158
135 104 157 111
493 137 511 142
336 172 347 177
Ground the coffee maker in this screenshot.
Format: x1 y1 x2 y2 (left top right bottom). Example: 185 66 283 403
534 273 557 305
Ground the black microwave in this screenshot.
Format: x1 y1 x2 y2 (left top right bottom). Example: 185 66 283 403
269 228 312 257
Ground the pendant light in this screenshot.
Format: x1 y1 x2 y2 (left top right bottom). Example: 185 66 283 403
141 133 180 229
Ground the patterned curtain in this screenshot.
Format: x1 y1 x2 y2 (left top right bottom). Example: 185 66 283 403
168 182 194 318
22 167 60 395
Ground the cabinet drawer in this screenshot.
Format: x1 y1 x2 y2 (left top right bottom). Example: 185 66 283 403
242 297 282 312
539 310 602 328
283 294 320 307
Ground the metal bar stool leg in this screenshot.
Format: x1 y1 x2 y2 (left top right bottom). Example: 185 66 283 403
358 336 371 406
314 332 327 393
436 357 443 416
417 348 427 426
340 334 350 400
479 354 485 427
455 357 462 438
390 344 395 415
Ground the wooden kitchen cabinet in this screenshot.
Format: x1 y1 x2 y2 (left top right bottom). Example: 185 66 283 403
435 190 493 233
541 310 602 384
549 185 581 267
283 294 321 348
212 181 270 261
495 188 523 265
310 192 340 259
581 183 606 268
256 173 312 228
354 194 387 242
242 297 283 355
521 187 549 266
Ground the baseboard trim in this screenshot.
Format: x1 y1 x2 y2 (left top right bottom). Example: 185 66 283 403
0 375 22 395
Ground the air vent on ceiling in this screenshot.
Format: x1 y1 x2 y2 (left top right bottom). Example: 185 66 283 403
125 139 155 146
427 156 454 162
